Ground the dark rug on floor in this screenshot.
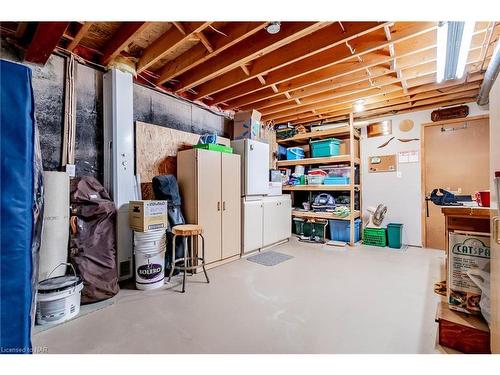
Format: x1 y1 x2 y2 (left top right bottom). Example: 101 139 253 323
247 250 294 266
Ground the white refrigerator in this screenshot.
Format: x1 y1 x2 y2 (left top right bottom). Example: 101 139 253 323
231 139 291 254
231 139 270 196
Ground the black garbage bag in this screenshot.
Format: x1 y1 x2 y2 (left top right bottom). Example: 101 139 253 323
152 175 186 274
69 177 119 304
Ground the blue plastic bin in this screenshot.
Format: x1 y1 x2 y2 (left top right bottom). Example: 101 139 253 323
328 218 361 242
310 138 341 157
287 147 305 160
324 176 350 185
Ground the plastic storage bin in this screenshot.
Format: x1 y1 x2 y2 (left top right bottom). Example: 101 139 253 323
387 223 403 249
193 143 233 153
310 138 341 157
307 175 325 185
293 218 328 240
328 218 361 242
324 176 350 185
287 147 305 160
363 227 387 247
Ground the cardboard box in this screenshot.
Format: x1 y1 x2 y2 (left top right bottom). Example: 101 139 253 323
233 110 261 140
129 200 168 232
339 139 360 158
448 232 490 314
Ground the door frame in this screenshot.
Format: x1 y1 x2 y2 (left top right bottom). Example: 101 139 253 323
420 114 489 248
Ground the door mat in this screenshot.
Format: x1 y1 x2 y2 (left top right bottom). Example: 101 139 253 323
247 251 294 266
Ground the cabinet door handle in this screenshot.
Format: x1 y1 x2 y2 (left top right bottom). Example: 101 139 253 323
217 201 221 211
223 201 226 211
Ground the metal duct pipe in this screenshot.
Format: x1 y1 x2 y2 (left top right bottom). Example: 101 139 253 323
477 41 500 107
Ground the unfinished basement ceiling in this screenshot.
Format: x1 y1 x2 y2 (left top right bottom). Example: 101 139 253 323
1 21 499 124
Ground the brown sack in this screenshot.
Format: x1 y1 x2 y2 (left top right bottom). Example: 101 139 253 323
69 177 119 304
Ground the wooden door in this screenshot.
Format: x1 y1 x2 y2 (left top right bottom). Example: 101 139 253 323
196 149 222 263
423 118 489 250
221 153 241 259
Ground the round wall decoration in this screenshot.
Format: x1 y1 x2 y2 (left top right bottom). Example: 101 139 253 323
399 119 414 132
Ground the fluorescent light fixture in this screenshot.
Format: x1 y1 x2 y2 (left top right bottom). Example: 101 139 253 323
353 99 365 113
436 22 448 83
456 21 475 79
436 21 475 83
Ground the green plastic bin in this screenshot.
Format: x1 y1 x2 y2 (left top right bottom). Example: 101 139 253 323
293 217 327 240
387 223 403 249
310 138 341 157
363 227 387 247
194 143 233 153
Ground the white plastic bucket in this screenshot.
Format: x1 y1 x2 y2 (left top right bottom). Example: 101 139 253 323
134 229 166 290
36 263 83 326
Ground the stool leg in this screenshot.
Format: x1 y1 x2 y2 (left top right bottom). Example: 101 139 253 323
200 234 209 283
168 234 177 282
182 236 188 293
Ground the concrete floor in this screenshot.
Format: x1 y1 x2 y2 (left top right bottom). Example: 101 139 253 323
33 238 447 354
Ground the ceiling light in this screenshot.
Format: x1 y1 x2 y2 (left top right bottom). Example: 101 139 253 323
266 22 281 34
353 99 365 113
436 21 475 83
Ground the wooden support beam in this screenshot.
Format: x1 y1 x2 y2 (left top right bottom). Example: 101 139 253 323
101 22 148 66
257 75 266 85
15 22 29 39
271 84 279 93
276 85 480 124
24 22 70 64
384 24 408 93
193 22 387 100
208 22 437 106
173 22 329 93
240 65 250 76
156 22 267 85
224 25 490 110
67 22 93 52
172 22 187 35
137 22 211 73
197 31 213 52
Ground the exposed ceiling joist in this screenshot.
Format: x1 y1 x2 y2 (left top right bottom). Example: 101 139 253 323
156 22 268 85
227 25 490 111
25 22 70 64
192 21 387 100
67 22 93 52
137 22 211 73
101 22 149 66
209 22 437 106
173 22 329 93
259 48 483 119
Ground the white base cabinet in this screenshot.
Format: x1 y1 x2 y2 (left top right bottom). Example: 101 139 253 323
242 195 291 254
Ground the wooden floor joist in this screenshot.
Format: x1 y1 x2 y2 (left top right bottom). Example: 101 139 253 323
9 20 498 122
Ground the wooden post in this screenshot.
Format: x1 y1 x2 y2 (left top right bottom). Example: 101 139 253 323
349 112 355 246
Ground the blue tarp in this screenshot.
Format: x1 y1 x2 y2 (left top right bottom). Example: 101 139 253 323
0 59 37 354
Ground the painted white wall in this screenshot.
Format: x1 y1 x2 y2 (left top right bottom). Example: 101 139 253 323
360 102 488 247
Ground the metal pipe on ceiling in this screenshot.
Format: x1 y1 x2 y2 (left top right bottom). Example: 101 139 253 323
477 39 500 108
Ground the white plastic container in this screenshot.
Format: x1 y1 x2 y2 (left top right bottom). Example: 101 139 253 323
134 229 166 290
307 175 325 185
36 263 83 326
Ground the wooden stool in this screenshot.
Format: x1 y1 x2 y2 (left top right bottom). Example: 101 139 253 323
168 224 209 293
